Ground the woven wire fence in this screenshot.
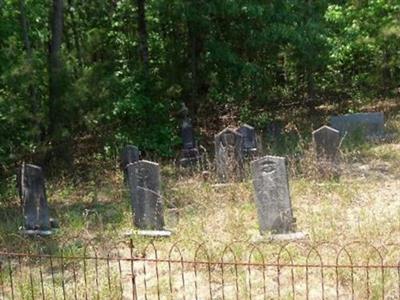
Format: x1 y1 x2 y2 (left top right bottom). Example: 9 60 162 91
0 239 399 299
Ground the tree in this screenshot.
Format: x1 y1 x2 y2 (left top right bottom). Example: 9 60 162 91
136 0 149 75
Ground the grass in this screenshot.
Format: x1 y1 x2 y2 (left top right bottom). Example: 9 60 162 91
0 106 399 298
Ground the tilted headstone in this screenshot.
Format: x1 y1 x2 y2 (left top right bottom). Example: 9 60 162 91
312 125 340 162
120 145 140 182
329 112 384 138
251 156 295 234
126 160 165 230
180 116 201 167
236 124 257 157
19 164 52 233
215 127 244 182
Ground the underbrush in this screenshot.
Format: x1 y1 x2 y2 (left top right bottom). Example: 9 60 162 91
0 103 398 298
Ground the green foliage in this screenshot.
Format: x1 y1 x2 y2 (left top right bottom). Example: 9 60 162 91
0 0 399 174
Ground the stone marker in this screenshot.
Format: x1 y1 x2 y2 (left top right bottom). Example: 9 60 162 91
236 124 257 157
329 112 384 138
120 145 140 183
251 156 295 234
182 115 196 150
215 127 244 182
312 125 340 163
126 160 170 235
19 164 54 235
265 122 283 140
180 115 201 167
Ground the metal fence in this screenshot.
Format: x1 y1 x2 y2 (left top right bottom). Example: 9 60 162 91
0 239 399 299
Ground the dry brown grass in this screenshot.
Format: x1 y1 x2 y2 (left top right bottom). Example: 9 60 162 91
0 104 399 299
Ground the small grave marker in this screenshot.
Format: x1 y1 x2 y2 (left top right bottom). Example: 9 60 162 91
236 124 257 158
312 125 341 162
251 156 296 234
180 115 201 167
126 160 170 236
215 127 244 182
19 164 56 235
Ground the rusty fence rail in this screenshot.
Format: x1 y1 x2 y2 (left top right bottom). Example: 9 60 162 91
0 239 399 299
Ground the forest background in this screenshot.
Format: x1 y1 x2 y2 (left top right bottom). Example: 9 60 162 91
1 0 399 177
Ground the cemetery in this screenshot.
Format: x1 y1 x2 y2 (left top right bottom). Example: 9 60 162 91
0 104 398 299
1 1 400 298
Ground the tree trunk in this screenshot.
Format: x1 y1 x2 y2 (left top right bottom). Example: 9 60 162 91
48 0 64 138
67 0 83 68
18 0 39 136
47 0 72 169
136 0 149 75
186 1 205 115
188 24 199 106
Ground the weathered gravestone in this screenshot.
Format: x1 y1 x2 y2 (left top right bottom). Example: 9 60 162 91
215 127 244 182
329 112 384 138
120 145 140 183
251 156 295 234
126 160 170 236
312 125 341 163
180 115 201 167
236 124 257 157
19 164 55 235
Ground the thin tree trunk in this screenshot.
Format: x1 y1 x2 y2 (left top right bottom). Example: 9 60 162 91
136 0 149 75
188 24 199 105
18 0 39 127
46 0 73 169
48 0 64 137
186 1 205 115
67 0 83 68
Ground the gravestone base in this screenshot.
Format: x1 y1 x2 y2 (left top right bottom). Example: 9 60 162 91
179 149 202 167
20 228 54 236
269 231 308 241
124 229 172 238
138 230 172 237
251 231 308 243
243 148 258 159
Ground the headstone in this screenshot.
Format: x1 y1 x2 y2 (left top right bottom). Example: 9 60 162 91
251 156 295 234
120 145 140 183
180 116 201 167
236 124 257 157
329 112 384 138
19 164 53 235
312 125 340 162
182 116 196 150
126 160 166 231
215 127 244 182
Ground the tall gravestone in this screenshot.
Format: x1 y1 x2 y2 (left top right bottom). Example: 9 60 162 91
236 124 257 158
251 156 295 234
126 160 167 233
19 164 53 235
312 125 340 162
215 127 244 182
329 112 384 138
120 145 140 183
180 115 201 167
